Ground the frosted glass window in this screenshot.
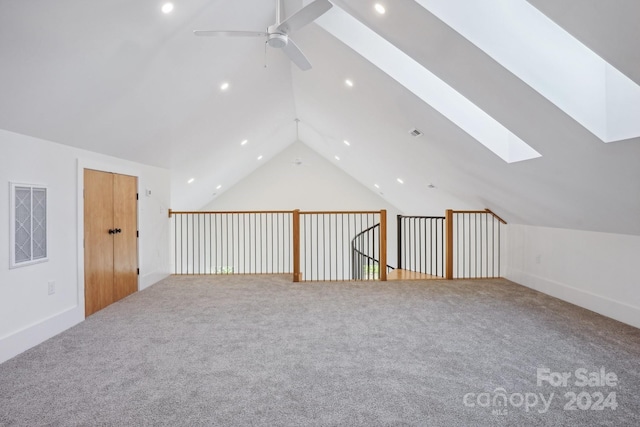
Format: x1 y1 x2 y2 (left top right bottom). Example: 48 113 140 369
10 183 48 268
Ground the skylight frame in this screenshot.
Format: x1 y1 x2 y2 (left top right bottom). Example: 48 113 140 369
414 0 640 143
314 6 541 163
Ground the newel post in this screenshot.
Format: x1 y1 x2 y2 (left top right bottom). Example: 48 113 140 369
445 209 454 279
379 209 387 281
396 214 403 270
292 209 301 282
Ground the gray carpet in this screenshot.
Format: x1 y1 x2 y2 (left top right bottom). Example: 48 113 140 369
1 275 639 426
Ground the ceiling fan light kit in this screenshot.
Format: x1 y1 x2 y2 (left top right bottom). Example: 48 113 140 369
267 29 288 49
194 0 333 71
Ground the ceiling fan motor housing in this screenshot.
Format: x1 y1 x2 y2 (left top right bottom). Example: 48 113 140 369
194 0 333 70
267 25 288 48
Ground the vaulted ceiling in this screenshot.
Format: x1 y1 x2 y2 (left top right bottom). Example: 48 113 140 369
1 0 639 235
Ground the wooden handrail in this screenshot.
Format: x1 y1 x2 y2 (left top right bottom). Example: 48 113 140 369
169 209 293 218
168 209 384 218
298 210 383 215
484 209 507 224
449 209 507 224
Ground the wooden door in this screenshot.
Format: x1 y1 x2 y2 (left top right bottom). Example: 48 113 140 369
84 169 138 316
113 173 138 301
84 169 115 316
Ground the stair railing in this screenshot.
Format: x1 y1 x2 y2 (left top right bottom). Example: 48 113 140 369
169 209 388 282
350 223 395 280
169 210 293 275
396 215 446 277
445 209 507 279
293 210 387 282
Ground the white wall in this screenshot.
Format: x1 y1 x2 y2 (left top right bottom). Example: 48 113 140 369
202 141 401 212
0 129 171 364
506 224 640 329
202 141 404 266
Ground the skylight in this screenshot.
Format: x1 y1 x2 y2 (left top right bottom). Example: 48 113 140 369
315 6 541 163
414 0 640 143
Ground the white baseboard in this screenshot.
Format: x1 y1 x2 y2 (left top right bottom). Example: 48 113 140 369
0 273 169 365
3 271 634 366
140 272 170 291
507 269 640 329
0 305 84 365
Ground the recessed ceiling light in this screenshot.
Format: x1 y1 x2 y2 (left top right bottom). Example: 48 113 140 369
343 140 351 146
220 82 230 91
318 6 542 163
241 139 248 146
216 184 222 190
374 4 386 14
187 178 195 184
374 184 380 188
396 178 404 184
334 155 340 160
257 155 263 160
161 3 174 14
345 79 354 87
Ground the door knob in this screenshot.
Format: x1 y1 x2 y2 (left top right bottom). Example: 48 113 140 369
108 229 115 234
115 228 122 234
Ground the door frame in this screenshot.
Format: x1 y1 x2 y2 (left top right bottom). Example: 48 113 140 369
76 158 140 318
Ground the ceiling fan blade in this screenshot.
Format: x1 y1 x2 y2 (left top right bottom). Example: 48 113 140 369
193 30 267 37
276 0 332 35
282 38 312 71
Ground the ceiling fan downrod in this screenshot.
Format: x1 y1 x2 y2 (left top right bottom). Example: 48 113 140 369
268 0 288 48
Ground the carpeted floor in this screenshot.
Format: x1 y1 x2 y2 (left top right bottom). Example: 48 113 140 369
0 275 639 426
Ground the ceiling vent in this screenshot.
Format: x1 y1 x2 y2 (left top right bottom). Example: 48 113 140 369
409 128 423 138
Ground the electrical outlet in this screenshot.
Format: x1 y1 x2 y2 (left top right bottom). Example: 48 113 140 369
47 281 55 295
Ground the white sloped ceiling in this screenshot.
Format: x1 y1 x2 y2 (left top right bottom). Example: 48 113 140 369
0 0 638 234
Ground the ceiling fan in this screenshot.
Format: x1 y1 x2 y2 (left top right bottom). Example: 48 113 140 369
194 0 333 71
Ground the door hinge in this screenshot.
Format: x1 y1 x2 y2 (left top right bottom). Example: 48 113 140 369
137 268 140 275
136 193 139 200
136 230 139 238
